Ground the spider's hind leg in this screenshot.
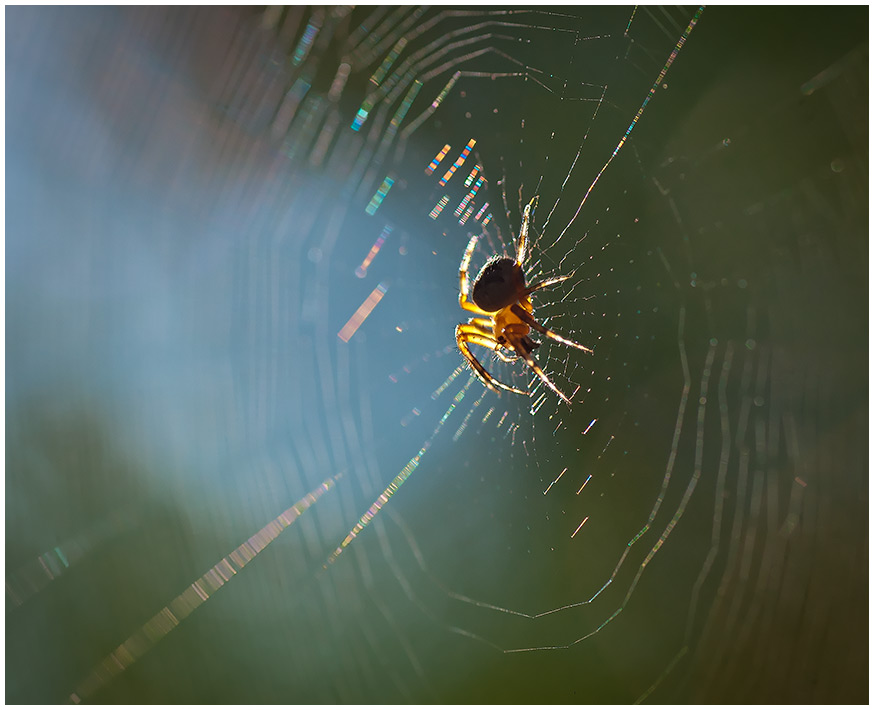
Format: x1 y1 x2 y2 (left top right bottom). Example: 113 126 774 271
504 332 572 406
510 304 592 353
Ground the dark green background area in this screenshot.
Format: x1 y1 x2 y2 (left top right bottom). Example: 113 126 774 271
6 6 867 704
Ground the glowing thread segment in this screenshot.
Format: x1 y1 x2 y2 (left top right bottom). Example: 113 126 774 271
390 80 422 133
571 516 590 538
371 37 408 86
356 225 393 278
292 17 321 66
431 365 463 399
429 195 449 220
576 474 592 494
69 475 340 704
365 176 395 215
556 6 705 245
439 138 476 186
7 510 135 607
464 165 481 187
326 378 474 566
403 72 461 140
453 390 486 441
454 176 484 217
351 101 372 131
426 144 451 175
338 282 389 342
624 6 638 35
543 468 568 495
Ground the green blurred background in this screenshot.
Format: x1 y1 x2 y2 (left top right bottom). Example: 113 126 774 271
6 6 867 704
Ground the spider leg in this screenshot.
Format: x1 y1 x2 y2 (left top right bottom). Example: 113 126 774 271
467 317 533 362
510 304 593 353
492 347 515 364
459 234 491 315
470 317 494 329
516 196 538 266
504 331 572 405
526 272 573 295
456 324 529 396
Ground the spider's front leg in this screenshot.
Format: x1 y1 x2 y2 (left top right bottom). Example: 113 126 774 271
516 196 538 266
525 272 574 296
459 233 490 316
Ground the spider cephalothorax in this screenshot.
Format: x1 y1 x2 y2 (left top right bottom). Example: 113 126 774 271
455 196 591 404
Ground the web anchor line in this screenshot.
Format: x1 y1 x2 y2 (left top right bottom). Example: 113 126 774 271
547 6 705 252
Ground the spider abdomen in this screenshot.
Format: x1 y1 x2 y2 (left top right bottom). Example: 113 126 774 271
471 256 526 312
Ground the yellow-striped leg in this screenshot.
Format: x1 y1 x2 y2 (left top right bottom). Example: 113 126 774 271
456 323 528 396
459 234 490 315
504 330 573 405
510 304 592 353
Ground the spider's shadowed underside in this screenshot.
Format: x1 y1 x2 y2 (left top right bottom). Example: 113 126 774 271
455 196 592 405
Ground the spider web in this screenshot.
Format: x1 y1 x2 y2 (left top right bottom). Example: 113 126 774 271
5 5 867 704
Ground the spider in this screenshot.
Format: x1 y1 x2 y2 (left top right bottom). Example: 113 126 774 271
455 196 593 405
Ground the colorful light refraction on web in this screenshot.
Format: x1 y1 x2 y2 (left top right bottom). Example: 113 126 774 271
463 164 480 186
402 72 461 143
439 138 475 186
325 376 475 567
370 36 407 86
356 225 393 278
454 174 484 217
425 143 451 175
292 17 319 65
365 175 395 215
429 195 449 220
553 5 705 247
458 204 474 225
338 282 389 342
425 143 492 229
68 475 340 704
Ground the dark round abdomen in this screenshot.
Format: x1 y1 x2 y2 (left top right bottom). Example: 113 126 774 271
472 257 526 312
